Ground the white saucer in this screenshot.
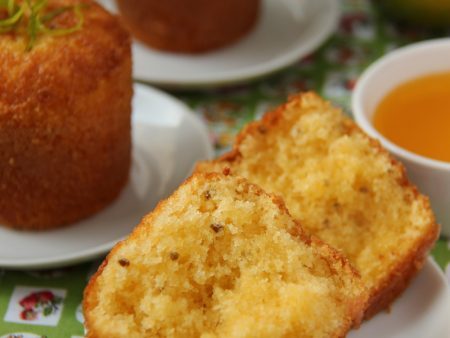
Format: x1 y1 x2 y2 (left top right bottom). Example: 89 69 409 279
98 0 339 88
350 258 450 338
0 84 214 270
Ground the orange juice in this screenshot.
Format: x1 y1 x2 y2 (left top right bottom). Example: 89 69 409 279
373 71 450 162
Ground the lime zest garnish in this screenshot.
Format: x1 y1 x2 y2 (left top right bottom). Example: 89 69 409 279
0 1 23 27
41 5 71 22
0 0 85 51
40 4 83 36
0 0 16 15
7 0 15 15
25 0 47 51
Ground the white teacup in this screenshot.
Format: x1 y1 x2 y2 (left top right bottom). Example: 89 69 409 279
352 38 450 238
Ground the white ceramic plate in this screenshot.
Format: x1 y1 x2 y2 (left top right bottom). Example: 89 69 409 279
0 84 214 270
350 258 450 338
98 0 339 88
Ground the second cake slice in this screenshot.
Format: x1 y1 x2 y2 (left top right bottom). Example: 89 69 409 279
196 93 439 318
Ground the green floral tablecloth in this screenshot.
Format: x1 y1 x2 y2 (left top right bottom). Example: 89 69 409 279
1 0 449 336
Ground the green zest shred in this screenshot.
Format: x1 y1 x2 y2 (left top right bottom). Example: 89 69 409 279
0 0 85 50
0 0 24 32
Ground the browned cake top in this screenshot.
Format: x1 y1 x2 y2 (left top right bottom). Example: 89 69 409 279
0 0 130 112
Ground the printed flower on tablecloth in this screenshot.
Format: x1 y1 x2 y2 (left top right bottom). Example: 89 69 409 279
322 71 359 113
338 12 374 39
19 290 63 320
4 286 66 326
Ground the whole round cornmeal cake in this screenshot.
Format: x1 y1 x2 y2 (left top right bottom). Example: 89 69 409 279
0 0 132 230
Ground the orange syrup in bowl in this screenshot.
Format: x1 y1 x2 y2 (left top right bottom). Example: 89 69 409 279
373 71 450 163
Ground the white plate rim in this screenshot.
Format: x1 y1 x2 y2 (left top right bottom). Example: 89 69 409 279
349 257 450 337
0 84 214 270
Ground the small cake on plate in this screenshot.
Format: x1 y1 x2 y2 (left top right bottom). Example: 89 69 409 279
84 173 366 337
116 0 260 53
0 0 132 230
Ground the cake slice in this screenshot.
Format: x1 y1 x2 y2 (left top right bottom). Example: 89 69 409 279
84 173 365 338
196 93 439 318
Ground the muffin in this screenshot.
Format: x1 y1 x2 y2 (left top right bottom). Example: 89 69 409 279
0 0 132 230
196 93 439 319
84 173 366 338
116 0 260 53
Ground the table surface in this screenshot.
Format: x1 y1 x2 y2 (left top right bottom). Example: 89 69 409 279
1 0 450 336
